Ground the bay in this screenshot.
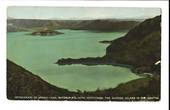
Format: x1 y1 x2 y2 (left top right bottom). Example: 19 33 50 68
7 29 141 91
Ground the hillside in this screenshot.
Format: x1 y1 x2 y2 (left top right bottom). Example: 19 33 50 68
7 60 77 100
105 15 161 74
84 75 160 101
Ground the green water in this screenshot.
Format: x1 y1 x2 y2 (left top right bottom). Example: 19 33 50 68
7 29 140 91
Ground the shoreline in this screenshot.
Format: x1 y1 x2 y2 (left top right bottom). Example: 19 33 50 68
56 57 154 77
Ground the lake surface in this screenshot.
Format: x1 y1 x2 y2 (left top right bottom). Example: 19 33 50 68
7 29 141 91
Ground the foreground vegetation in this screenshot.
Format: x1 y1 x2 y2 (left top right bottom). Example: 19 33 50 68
7 60 160 101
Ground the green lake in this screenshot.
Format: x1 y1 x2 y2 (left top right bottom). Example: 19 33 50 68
7 29 141 91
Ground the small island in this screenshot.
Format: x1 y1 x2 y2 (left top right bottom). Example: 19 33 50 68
31 27 63 36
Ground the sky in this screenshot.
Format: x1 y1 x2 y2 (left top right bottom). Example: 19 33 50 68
7 6 161 20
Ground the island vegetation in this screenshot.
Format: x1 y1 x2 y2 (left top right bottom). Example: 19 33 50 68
31 28 63 36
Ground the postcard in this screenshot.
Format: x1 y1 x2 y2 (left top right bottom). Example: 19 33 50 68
7 6 161 101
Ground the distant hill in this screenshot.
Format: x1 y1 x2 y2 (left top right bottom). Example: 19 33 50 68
7 19 52 32
7 19 139 32
76 19 139 31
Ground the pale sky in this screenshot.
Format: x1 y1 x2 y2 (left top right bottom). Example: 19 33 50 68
7 6 161 20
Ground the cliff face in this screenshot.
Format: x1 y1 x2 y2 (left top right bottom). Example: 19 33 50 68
7 60 76 100
105 16 161 73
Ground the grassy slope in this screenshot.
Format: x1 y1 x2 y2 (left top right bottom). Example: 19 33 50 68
105 15 161 74
84 75 160 99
